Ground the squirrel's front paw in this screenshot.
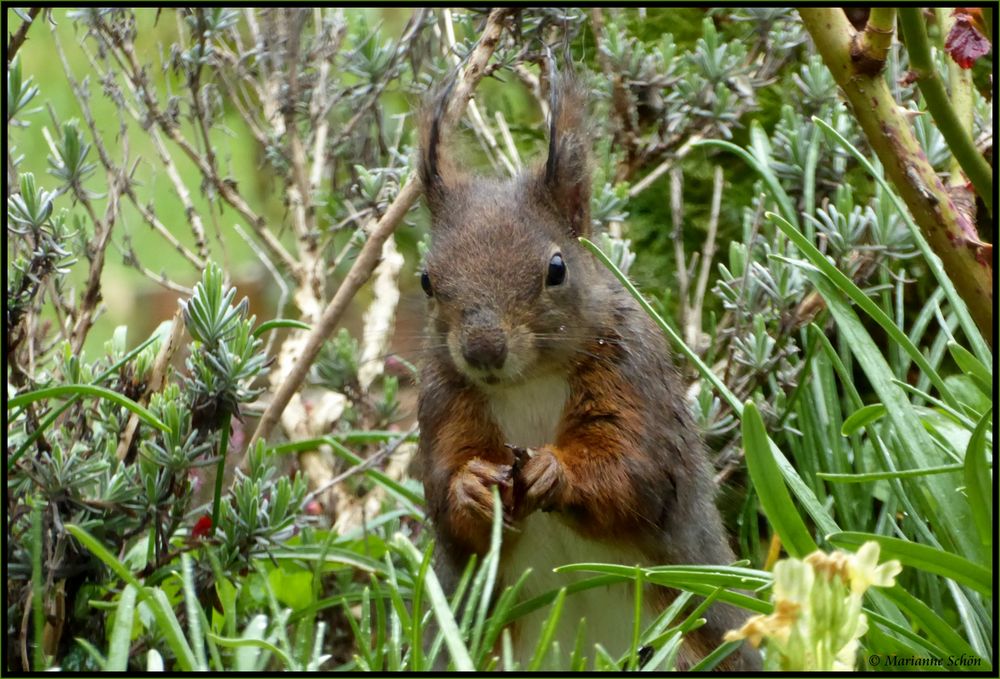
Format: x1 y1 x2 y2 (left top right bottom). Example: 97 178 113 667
517 448 566 517
451 458 516 529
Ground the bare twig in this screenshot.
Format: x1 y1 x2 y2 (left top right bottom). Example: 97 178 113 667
688 165 724 349
73 39 208 271
115 309 186 462
243 7 514 465
7 7 42 65
233 222 289 359
669 168 689 331
627 133 703 198
301 426 417 509
441 9 516 176
95 18 300 274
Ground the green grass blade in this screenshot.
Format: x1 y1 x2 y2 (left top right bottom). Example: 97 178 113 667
180 554 208 670
808 274 976 559
326 439 424 510
841 403 887 436
208 626 291 668
65 524 197 670
31 500 46 671
251 318 311 338
827 532 991 597
393 533 473 670
471 488 504 660
818 464 964 483
881 586 988 667
528 587 567 671
743 401 818 557
768 212 960 413
9 332 159 469
148 588 199 671
65 524 145 590
105 585 138 671
694 131 798 229
8 384 169 432
689 640 742 671
948 342 992 394
964 408 993 559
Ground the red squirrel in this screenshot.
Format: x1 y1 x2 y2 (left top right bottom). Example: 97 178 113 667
416 76 759 671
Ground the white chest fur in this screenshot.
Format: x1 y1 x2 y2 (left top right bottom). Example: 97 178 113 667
487 374 570 449
504 514 649 669
486 377 648 668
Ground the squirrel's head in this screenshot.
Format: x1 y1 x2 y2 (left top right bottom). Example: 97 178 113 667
419 76 601 387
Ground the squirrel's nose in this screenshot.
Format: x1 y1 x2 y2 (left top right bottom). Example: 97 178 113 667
461 328 508 371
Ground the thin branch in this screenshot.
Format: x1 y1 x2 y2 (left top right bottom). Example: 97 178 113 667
6 7 42 65
54 30 208 275
233 222 289 359
115 309 186 462
301 426 417 509
243 7 515 464
897 8 992 214
441 8 516 176
627 133 703 198
96 18 300 274
669 168 689 331
688 165 724 349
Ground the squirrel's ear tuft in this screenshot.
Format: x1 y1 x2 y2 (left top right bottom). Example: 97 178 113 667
419 78 460 214
541 75 592 238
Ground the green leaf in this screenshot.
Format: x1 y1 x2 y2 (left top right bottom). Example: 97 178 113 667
252 319 311 339
840 403 886 436
964 408 993 558
827 532 991 597
393 533 473 670
881 586 988 667
8 384 169 432
818 464 963 483
268 568 314 611
65 524 197 671
105 585 138 671
802 261 977 559
948 342 992 395
743 401 818 557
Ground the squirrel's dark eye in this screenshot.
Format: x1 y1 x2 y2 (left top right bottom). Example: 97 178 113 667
421 270 433 296
546 253 566 286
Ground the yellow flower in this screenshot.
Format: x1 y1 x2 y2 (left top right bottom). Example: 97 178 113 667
846 541 902 595
725 541 902 671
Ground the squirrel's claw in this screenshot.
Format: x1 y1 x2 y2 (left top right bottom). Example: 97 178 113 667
453 458 515 526
518 447 566 516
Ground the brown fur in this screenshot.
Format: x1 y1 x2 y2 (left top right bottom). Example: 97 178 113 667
417 77 759 671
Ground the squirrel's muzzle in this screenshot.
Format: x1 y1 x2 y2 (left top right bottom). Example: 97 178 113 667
461 328 508 371
459 307 508 371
